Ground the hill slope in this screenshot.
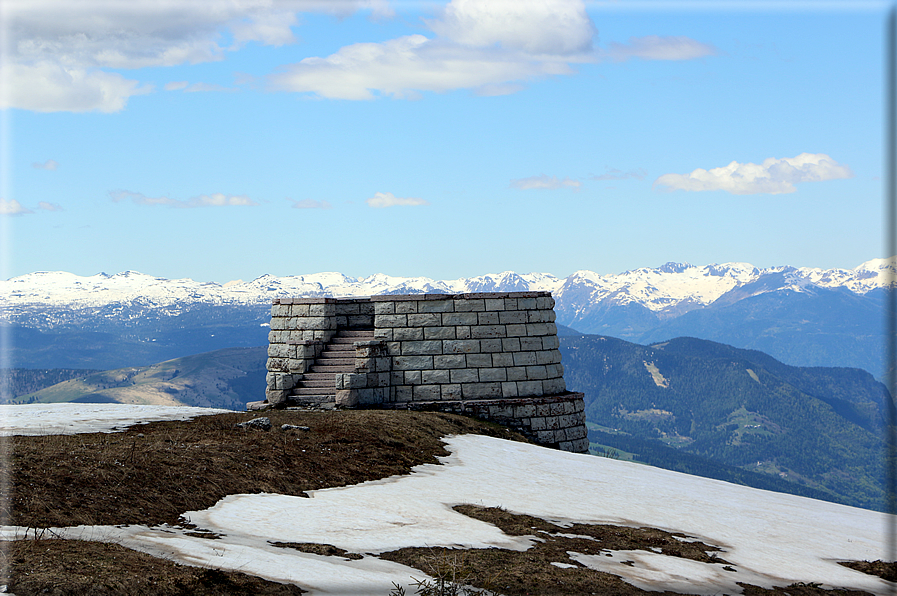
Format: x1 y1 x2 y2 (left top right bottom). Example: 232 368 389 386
16 346 266 410
560 334 890 511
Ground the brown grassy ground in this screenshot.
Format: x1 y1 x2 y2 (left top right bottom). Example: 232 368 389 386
0 409 887 595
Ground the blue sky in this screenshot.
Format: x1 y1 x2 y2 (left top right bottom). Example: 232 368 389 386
0 0 891 283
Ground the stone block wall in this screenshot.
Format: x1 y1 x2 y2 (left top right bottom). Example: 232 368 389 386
369 292 565 403
264 291 589 453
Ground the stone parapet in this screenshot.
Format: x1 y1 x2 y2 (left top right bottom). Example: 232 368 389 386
383 392 589 454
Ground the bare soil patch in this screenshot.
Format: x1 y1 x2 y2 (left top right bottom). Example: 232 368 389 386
0 409 884 595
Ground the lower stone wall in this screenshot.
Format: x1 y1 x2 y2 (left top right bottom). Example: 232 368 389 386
383 392 589 454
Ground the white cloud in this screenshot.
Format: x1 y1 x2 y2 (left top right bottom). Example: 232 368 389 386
653 153 854 195
110 190 258 208
164 81 189 91
1 62 151 113
590 167 647 181
427 0 595 55
604 35 718 62
0 199 34 215
269 34 574 100
31 159 58 170
3 0 383 113
269 0 594 100
38 201 64 211
510 174 580 190
366 192 429 208
289 198 332 209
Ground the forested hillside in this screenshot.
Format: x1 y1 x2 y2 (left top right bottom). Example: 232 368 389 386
560 334 890 511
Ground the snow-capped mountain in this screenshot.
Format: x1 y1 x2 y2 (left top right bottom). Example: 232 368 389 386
1 258 892 374
0 258 891 314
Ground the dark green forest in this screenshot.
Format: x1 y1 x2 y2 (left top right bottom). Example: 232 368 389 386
560 334 891 511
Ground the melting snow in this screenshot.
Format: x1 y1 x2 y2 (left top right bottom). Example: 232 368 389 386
1 404 894 595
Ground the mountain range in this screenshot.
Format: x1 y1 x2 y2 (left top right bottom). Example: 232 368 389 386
1 257 893 374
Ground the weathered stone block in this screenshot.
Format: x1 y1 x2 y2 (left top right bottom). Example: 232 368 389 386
374 302 395 315
536 296 555 310
546 322 558 335
451 368 479 383
505 324 527 337
536 430 557 444
402 340 443 356
499 310 527 325
513 352 537 366
455 326 471 339
335 389 357 408
518 297 537 310
270 317 288 330
501 381 518 397
413 385 441 401
418 300 453 313
507 367 527 381
484 298 505 311
386 342 401 355
308 304 333 317
480 339 502 352
470 325 505 339
526 310 546 323
566 425 587 441
376 314 408 328
395 301 418 314
441 384 463 399
517 380 544 397
443 339 480 354
424 326 455 340
543 378 566 394
390 371 404 386
514 403 535 418
526 365 548 380
478 311 499 325
526 323 549 336
393 327 423 341
374 329 393 341
393 356 434 370
549 402 566 416
462 382 501 398
267 357 288 372
271 304 290 317
443 312 478 326
520 337 543 351
434 354 466 369
537 350 562 365
268 343 289 358
479 367 507 382
404 370 422 385
530 416 546 431
290 304 311 317
408 313 441 327
503 298 518 310
348 315 371 328
454 299 485 312
422 369 450 384
393 385 413 402
465 353 492 368
492 352 513 367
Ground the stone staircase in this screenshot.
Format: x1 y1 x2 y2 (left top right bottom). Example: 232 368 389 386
286 328 374 408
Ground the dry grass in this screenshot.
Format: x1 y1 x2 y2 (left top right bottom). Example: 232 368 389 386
0 409 886 595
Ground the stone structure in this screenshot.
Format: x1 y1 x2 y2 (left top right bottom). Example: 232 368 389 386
257 292 588 453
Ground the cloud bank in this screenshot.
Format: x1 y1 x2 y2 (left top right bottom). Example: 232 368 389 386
590 167 647 181
0 199 34 215
366 192 429 208
110 190 257 208
653 153 854 195
31 159 59 170
604 36 718 62
510 174 580 190
1 0 387 113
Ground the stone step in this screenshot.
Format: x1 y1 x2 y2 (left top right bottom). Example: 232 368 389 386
315 357 354 366
291 387 337 396
302 372 335 382
329 337 367 345
324 342 356 350
310 365 354 374
299 379 334 388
